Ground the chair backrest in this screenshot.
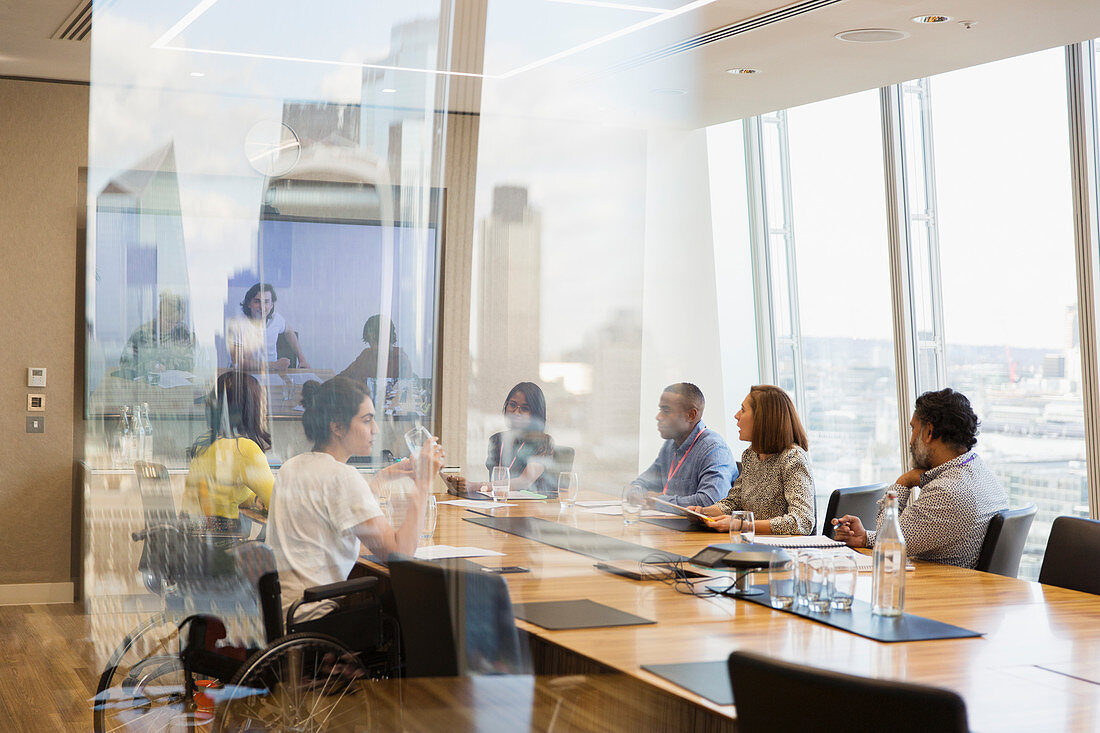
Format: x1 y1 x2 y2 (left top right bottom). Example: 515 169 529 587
975 504 1036 577
275 330 299 368
728 650 969 733
553 446 576 476
389 558 528 677
822 482 890 539
135 460 176 528
1039 516 1100 594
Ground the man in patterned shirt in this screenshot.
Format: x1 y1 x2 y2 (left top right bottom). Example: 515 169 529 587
833 388 1008 569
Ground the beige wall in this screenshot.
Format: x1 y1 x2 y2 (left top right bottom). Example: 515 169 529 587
0 78 87 588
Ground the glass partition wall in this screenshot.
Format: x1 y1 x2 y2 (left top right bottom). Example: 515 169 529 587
80 1 1100 726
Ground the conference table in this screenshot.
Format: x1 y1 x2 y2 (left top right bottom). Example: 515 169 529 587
351 494 1100 733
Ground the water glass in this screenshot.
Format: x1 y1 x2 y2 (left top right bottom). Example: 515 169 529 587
622 486 645 525
794 549 819 607
806 554 832 612
490 466 510 503
768 556 795 609
728 510 755 544
420 495 437 541
404 425 432 458
830 553 857 611
558 472 580 506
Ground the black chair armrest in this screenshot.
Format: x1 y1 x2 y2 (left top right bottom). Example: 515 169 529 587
302 575 378 603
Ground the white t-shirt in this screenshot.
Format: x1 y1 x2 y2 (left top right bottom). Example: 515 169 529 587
227 312 286 365
267 451 383 620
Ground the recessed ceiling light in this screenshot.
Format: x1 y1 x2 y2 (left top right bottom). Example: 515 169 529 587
652 88 687 95
725 68 759 75
381 88 397 93
190 71 205 77
834 28 910 43
912 14 952 24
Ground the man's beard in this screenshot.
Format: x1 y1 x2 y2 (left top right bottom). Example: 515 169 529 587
909 440 932 471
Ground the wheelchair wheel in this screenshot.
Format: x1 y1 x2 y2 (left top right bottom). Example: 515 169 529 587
215 632 372 732
93 611 213 732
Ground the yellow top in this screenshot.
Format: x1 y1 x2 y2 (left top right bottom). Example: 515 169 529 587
183 437 274 519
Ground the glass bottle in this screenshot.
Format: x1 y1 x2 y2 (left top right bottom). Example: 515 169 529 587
132 404 146 465
872 489 906 617
117 406 133 467
140 403 154 461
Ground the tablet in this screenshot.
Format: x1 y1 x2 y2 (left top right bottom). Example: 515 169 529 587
651 497 709 521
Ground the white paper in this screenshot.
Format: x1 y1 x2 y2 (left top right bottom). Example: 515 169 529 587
753 535 845 548
438 499 517 509
287 372 321 384
477 489 547 500
155 370 195 389
575 500 620 507
414 545 506 560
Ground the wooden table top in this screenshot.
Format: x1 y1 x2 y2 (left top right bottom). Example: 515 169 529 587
379 493 1100 732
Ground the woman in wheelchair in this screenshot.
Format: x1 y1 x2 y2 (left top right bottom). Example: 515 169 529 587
181 371 274 538
267 376 445 623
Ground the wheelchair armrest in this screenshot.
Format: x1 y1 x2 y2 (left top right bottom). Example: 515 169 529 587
302 575 378 603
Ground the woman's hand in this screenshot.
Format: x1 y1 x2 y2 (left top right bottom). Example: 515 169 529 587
411 437 446 490
704 515 732 532
687 504 725 517
443 473 467 495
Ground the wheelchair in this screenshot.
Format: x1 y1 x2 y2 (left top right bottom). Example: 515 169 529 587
93 521 398 732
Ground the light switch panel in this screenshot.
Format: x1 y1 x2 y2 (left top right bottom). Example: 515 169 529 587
27 367 46 388
26 416 44 433
28 394 45 411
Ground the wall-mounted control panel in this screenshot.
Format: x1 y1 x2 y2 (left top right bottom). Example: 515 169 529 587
27 394 45 411
27 367 46 388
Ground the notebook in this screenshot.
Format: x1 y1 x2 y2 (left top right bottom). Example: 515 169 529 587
753 535 845 549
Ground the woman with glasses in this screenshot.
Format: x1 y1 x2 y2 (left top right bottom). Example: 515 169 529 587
445 381 557 497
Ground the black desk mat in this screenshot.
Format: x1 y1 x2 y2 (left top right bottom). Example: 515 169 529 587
463 515 684 564
732 585 982 643
640 516 700 532
512 599 655 630
641 661 733 705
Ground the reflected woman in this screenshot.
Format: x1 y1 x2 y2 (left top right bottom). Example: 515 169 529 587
182 371 274 537
689 385 816 535
228 282 310 371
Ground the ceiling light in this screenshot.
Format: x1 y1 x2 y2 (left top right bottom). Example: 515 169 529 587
190 71 205 77
381 88 397 93
725 68 758 75
912 15 952 24
834 28 910 43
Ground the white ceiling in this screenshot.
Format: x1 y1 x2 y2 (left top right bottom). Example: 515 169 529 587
4 0 1100 127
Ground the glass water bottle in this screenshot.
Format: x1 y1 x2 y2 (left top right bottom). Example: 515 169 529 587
872 489 906 617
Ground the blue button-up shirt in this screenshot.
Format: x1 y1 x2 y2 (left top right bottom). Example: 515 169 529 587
631 422 737 507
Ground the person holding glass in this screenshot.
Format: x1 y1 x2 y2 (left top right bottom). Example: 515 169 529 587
182 371 274 537
444 382 557 497
266 376 444 622
689 385 816 536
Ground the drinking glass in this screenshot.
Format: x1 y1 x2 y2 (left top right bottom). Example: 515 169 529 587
557 472 579 506
490 467 510 503
830 553 857 611
794 549 819 607
622 486 645 525
768 556 795 609
729 510 755 544
420 495 437 541
806 554 832 612
404 425 432 458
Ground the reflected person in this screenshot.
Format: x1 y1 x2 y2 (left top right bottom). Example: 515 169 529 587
833 388 1009 568
631 383 736 507
228 282 310 371
690 385 815 535
119 292 195 377
339 314 417 383
181 371 274 537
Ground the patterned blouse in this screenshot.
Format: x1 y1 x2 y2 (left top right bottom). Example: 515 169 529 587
864 451 1008 569
716 446 816 535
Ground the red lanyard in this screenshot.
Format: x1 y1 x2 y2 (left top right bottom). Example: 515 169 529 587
663 429 706 494
503 441 527 472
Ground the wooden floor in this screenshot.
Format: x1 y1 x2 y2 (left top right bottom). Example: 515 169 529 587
0 603 97 731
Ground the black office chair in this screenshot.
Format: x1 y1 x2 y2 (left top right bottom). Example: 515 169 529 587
275 330 299 368
553 445 576 475
1038 516 1100 594
821 482 890 539
389 558 529 677
975 504 1036 578
728 650 969 733
135 460 176 528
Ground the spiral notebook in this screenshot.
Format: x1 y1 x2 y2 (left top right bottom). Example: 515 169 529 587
753 535 845 549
